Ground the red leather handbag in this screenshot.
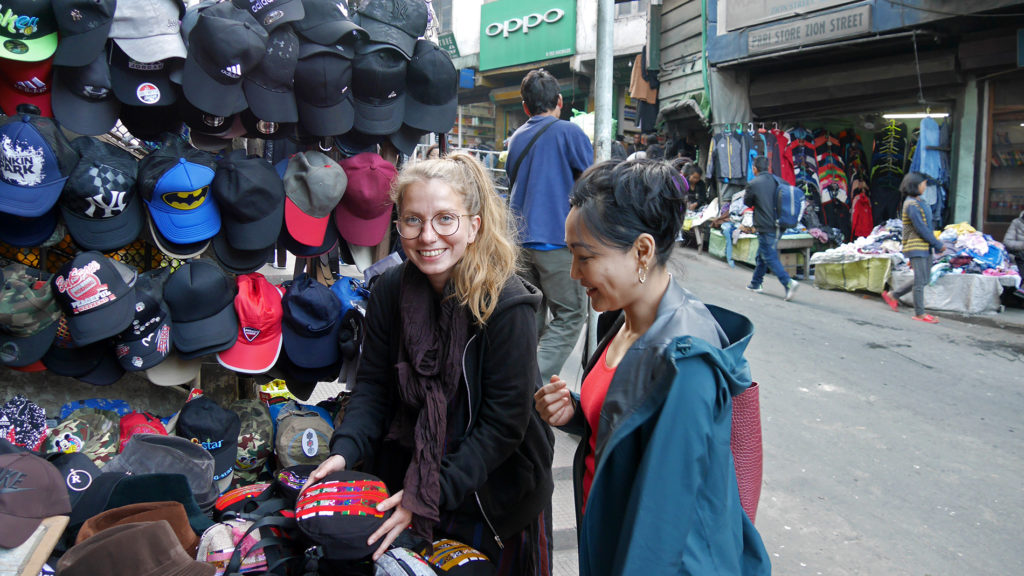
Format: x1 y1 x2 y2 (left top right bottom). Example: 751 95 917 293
730 381 763 524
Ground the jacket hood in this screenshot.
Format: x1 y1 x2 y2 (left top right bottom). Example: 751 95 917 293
490 274 542 319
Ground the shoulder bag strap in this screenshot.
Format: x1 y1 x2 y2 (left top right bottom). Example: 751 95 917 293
508 118 558 189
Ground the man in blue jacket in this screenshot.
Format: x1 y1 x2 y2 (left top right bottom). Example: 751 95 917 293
506 68 594 382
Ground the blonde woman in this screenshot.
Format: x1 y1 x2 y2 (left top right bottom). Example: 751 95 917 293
305 153 555 574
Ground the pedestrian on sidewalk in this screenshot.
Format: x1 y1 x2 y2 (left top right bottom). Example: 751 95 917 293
882 172 945 323
305 153 555 573
505 68 594 382
534 159 770 576
744 156 799 300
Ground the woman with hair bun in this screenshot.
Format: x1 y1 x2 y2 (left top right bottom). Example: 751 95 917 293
535 159 771 575
307 153 555 574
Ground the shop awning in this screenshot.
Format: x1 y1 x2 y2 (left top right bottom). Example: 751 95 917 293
657 94 708 127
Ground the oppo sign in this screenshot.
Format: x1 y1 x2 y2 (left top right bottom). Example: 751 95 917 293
485 9 565 38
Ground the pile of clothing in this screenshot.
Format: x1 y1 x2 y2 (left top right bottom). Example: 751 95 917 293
929 223 1019 286
809 219 903 264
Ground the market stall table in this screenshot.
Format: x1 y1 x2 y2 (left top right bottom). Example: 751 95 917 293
709 229 815 279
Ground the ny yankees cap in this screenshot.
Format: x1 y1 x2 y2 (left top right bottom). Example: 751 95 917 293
138 136 221 245
0 266 61 368
0 113 79 218
51 251 138 346
114 269 172 372
242 25 299 124
60 136 143 252
292 0 365 45
50 53 122 136
217 273 283 374
334 152 397 247
109 0 187 64
294 44 354 137
232 0 304 31
351 50 406 135
354 0 427 60
52 0 116 67
404 40 458 133
182 1 269 117
175 395 241 493
0 58 54 117
108 43 180 108
163 259 238 360
0 0 59 62
284 150 347 247
0 452 72 549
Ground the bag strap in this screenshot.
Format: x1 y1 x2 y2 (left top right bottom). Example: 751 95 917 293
224 515 299 574
507 118 558 189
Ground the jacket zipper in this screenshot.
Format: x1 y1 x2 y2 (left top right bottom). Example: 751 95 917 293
461 334 504 550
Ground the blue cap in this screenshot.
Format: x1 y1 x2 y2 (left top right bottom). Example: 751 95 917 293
281 275 341 369
145 158 220 244
0 114 79 217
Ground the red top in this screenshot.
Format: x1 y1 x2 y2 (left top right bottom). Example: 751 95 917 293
580 342 617 511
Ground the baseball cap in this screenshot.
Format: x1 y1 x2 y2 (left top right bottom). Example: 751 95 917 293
108 42 181 107
109 0 188 64
217 273 284 374
0 267 60 367
0 394 48 451
104 433 219 512
59 136 142 252
333 127 383 156
182 1 269 117
114 269 173 371
0 206 58 247
57 521 216 576
117 103 183 141
238 108 295 140
283 150 347 247
211 236 273 275
51 251 138 346
389 123 429 156
46 451 102 510
50 55 121 136
164 259 239 360
76 500 199 556
280 274 341 369
42 314 117 380
404 39 458 133
212 149 285 251
229 399 272 486
45 408 120 468
232 0 305 31
351 50 406 135
0 59 53 116
295 469 391 560
242 25 299 124
278 215 340 258
334 152 397 246
0 113 78 217
0 0 58 62
137 136 221 245
145 349 202 387
294 43 354 137
0 452 71 548
175 395 242 492
118 411 168 452
52 0 116 67
355 0 427 60
292 0 365 45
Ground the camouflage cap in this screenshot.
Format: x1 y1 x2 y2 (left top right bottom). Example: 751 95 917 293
46 408 121 468
230 399 273 486
0 267 61 367
274 404 332 469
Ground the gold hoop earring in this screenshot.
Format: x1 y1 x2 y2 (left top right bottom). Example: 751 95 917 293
638 263 648 284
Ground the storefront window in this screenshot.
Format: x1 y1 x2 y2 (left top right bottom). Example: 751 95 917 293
615 0 649 18
985 73 1024 240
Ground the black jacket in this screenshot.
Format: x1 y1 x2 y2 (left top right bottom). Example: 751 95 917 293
743 172 777 233
330 263 555 541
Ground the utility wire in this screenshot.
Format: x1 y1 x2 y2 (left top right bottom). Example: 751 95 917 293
885 0 1024 18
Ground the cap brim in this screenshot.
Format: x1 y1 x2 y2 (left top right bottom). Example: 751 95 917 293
210 442 238 486
115 320 172 372
114 35 187 64
0 32 57 62
146 198 221 244
54 25 114 67
212 234 274 275
278 221 338 257
60 199 144 252
0 178 67 218
223 200 284 251
334 203 393 247
296 92 354 137
404 97 458 134
76 349 126 385
173 304 239 358
0 511 45 548
353 96 405 135
296 20 365 45
217 327 282 374
51 69 121 136
182 56 248 117
388 124 428 156
42 340 106 377
0 209 58 247
145 351 201 386
242 78 299 124
0 320 59 367
147 218 211 259
285 199 332 247
281 322 340 368
357 21 416 59
66 287 136 346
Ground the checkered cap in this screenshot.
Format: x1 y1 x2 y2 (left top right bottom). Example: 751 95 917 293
0 269 61 338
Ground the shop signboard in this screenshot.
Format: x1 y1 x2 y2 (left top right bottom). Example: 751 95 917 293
439 32 460 59
479 0 576 71
725 0 857 32
747 4 871 54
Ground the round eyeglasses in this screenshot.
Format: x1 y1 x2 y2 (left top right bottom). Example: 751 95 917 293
394 213 475 239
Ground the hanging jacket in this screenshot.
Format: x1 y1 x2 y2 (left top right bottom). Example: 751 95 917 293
707 132 747 183
629 53 657 104
772 129 796 185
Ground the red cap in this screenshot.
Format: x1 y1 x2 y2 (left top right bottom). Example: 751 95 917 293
0 58 53 116
7 359 47 372
334 152 396 247
216 273 283 374
118 411 168 452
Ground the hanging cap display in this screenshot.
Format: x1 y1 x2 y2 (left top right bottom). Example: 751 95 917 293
231 0 305 31
242 25 299 124
293 44 354 137
351 50 406 136
108 43 181 108
283 150 347 247
0 113 79 218
52 0 116 67
108 0 187 64
354 0 427 60
291 0 366 45
50 54 121 136
217 273 283 374
163 260 238 360
137 136 220 245
60 137 142 252
51 252 138 347
334 152 396 247
404 39 458 134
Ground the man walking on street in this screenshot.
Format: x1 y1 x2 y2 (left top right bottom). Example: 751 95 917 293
745 156 799 301
506 68 594 382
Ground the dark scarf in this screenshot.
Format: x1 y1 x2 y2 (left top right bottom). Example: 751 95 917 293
396 264 471 539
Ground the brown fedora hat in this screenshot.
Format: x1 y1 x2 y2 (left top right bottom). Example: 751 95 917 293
76 500 200 556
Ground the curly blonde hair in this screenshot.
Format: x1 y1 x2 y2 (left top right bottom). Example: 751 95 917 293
390 153 519 325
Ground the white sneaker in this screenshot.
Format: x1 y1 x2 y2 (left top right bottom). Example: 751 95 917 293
784 280 800 301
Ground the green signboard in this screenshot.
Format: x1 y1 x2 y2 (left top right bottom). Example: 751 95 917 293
479 0 576 71
438 32 460 58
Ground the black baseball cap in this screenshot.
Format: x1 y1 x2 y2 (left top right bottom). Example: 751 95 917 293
60 137 143 252
50 53 121 136
354 0 427 60
42 314 119 379
388 124 428 156
270 347 340 398
238 108 296 140
294 43 354 137
46 452 103 511
117 105 183 142
114 269 172 372
351 50 406 135
404 39 458 133
73 342 126 386
178 98 240 139
278 218 339 257
50 252 138 346
231 0 305 31
212 150 285 251
108 43 181 108
0 208 58 247
242 25 299 124
334 127 384 156
175 395 241 492
292 0 366 45
52 0 116 67
281 274 341 369
212 236 273 275
182 1 269 116
164 259 238 360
